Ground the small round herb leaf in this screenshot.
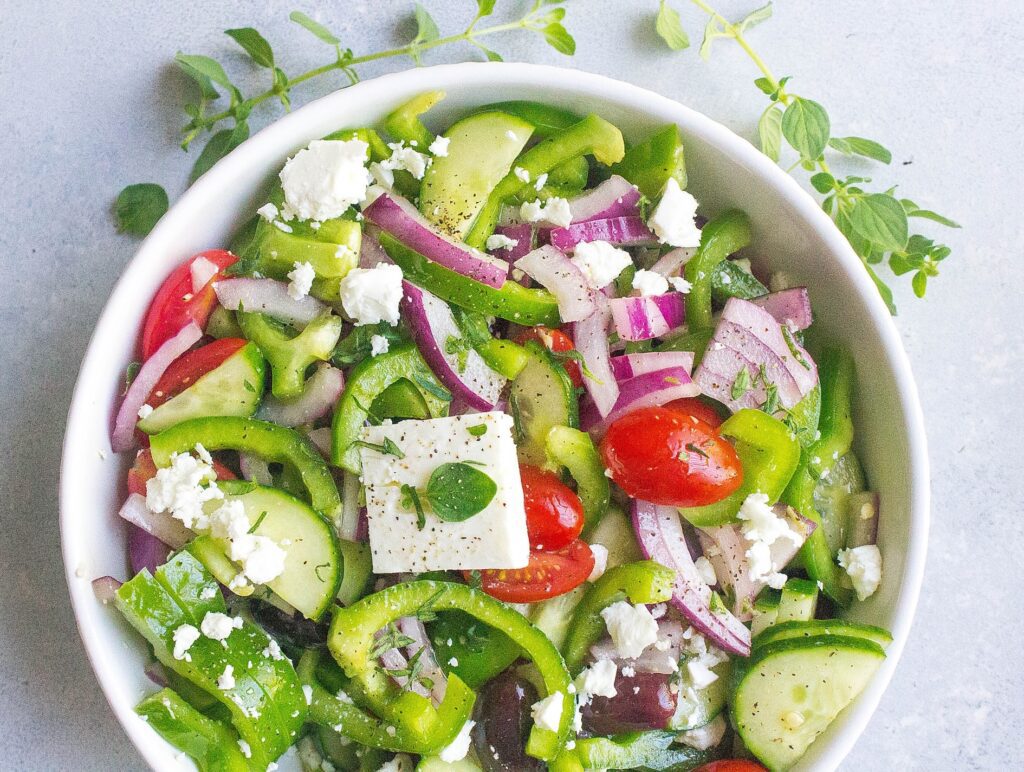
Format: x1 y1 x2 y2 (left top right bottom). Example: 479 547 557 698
781 97 830 161
114 183 169 236
850 193 909 253
225 28 275 68
425 462 497 522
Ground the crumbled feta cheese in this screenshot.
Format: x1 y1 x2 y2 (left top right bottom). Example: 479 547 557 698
256 202 279 222
286 260 316 300
382 141 430 180
145 450 223 530
669 276 693 294
648 178 702 248
279 139 372 222
485 234 519 252
513 166 531 183
588 543 609 582
370 334 390 356
137 404 154 419
237 739 252 759
438 719 475 763
236 535 288 585
194 443 213 465
201 612 243 642
208 498 249 541
172 624 200 661
534 172 548 192
338 264 404 326
632 268 670 296
574 659 617 704
694 556 718 586
263 639 285 661
571 240 633 289
520 196 572 228
650 603 667 619
428 135 450 157
737 492 803 588
530 692 564 732
369 161 394 190
838 544 883 600
303 684 313 705
678 713 726 750
620 665 636 678
600 601 659 659
217 664 235 690
682 629 728 689
273 220 293 233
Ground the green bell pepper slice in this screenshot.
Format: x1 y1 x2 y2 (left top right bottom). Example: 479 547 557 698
571 730 712 771
806 346 855 480
561 561 676 674
679 408 800 528
452 306 532 379
710 259 768 304
608 124 688 199
371 378 433 421
328 580 573 761
465 114 626 248
545 425 610 536
323 127 391 161
149 416 341 522
379 232 561 327
238 311 342 399
684 210 752 331
384 90 445 149
479 101 582 137
331 343 451 471
427 609 522 689
136 689 251 772
115 552 306 767
657 326 715 367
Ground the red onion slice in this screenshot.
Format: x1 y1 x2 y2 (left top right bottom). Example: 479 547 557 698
129 525 173 576
189 256 220 293
573 295 619 418
490 223 535 263
112 322 202 452
513 245 596 323
92 576 123 603
304 427 333 459
610 351 694 380
749 287 813 331
548 216 657 251
118 492 192 549
721 298 817 395
650 247 697 277
238 453 274 486
402 281 505 411
581 366 700 434
609 293 685 341
365 193 509 288
396 616 448 705
213 278 327 327
568 175 642 223
257 363 345 427
360 227 393 268
631 500 751 656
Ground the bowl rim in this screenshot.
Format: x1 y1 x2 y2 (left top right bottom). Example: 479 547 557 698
60 61 929 771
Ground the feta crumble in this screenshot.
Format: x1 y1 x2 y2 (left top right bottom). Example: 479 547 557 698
237 739 252 759
438 719 475 763
600 601 659 659
370 334 390 356
530 691 564 732
485 234 520 252
838 544 883 600
520 196 572 228
256 202 279 222
571 240 633 289
338 264 404 326
145 450 223 531
428 135 450 157
513 166 531 183
632 268 670 297
648 178 702 248
217 664 235 690
137 404 154 419
201 612 243 642
588 543 609 582
574 659 618 704
737 492 802 589
382 141 430 181
534 172 549 192
286 260 316 300
669 276 693 294
694 555 718 586
678 713 726 750
279 139 372 222
172 624 200 661
208 498 288 585
303 684 313 705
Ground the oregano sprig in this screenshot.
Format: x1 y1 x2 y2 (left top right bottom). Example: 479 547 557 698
655 1 960 312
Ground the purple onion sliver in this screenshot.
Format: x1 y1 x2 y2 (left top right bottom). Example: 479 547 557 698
91 576 123 604
581 366 700 434
129 525 172 576
513 245 596 323
749 287 813 331
213 278 327 327
548 215 657 251
567 175 642 223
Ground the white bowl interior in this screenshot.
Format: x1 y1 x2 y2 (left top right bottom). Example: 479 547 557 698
61 62 928 771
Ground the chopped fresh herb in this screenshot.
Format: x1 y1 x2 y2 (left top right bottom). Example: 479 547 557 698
122 361 141 396
351 437 405 459
425 462 498 522
247 510 268 534
467 423 487 437
401 484 427 530
369 622 416 660
731 365 752 400
762 383 781 416
444 335 471 373
351 395 383 426
415 588 445 623
242 380 256 393
466 570 483 590
413 374 452 402
685 442 709 459
550 348 600 382
313 562 330 582
782 326 812 370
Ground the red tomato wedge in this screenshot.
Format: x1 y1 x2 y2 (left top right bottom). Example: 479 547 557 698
600 406 743 507
146 338 248 410
474 540 594 603
127 448 236 497
664 396 726 429
520 464 584 551
516 326 583 388
140 250 236 360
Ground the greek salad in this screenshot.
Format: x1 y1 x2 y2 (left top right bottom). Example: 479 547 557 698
98 92 889 772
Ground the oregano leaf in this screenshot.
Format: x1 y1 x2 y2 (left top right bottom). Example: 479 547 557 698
911 271 928 298
655 0 690 51
289 11 340 45
850 193 909 252
699 17 728 60
175 53 234 90
225 28 275 68
738 2 773 32
901 201 961 228
757 104 783 162
189 121 250 183
114 184 169 236
425 462 497 522
542 23 576 55
863 263 897 315
412 3 440 46
810 172 835 193
781 97 830 160
476 0 497 17
828 136 892 164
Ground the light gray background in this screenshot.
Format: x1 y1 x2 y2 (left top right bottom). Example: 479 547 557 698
1 1 1019 769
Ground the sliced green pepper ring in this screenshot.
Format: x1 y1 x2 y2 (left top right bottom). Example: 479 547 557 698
328 580 573 761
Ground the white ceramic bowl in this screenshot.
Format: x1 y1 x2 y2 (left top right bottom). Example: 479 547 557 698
61 62 928 771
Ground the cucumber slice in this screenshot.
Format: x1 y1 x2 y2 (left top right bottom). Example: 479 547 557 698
670 659 731 731
336 540 373 606
508 345 578 467
813 452 866 554
417 756 481 771
732 635 885 771
419 111 533 238
188 536 254 597
750 589 781 637
753 620 893 651
586 506 642 570
214 482 342 620
137 342 265 435
776 578 819 624
529 584 587 650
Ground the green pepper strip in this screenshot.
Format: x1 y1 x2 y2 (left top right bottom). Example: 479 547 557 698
297 651 474 754
465 114 626 248
806 346 855 480
323 127 391 161
329 581 573 761
136 689 251 772
427 609 521 688
680 408 801 528
545 425 610 537
656 326 715 366
608 124 688 199
253 217 362 282
783 453 854 607
238 311 342 399
683 210 753 331
378 232 561 327
331 343 451 472
384 90 445 149
115 552 306 767
150 416 341 522
452 306 532 380
561 561 676 674
571 730 712 771
710 259 768 304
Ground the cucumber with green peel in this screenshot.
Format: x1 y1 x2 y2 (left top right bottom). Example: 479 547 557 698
529 584 587 650
336 540 373 607
417 756 481 772
670 659 731 731
750 590 781 637
187 536 255 597
732 635 885 771
753 619 893 651
205 305 243 339
776 578 819 624
137 342 265 435
508 344 578 467
785 384 821 449
813 451 866 554
419 111 534 238
585 506 642 569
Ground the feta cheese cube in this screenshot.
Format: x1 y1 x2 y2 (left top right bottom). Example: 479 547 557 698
571 240 633 289
648 178 702 248
428 135 450 157
286 261 316 300
600 601 659 659
359 412 530 572
279 139 372 222
520 196 572 228
338 263 404 326
838 544 882 600
631 268 670 297
530 691 564 732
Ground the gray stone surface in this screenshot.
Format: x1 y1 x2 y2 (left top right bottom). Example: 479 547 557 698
0 1 1019 769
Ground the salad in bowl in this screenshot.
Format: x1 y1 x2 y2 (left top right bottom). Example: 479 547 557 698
92 88 892 772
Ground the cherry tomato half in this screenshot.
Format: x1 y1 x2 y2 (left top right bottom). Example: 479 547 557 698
141 250 236 360
127 448 236 497
693 761 768 772
516 326 583 388
600 406 743 507
475 540 594 603
147 338 248 409
520 464 584 551
664 396 726 429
